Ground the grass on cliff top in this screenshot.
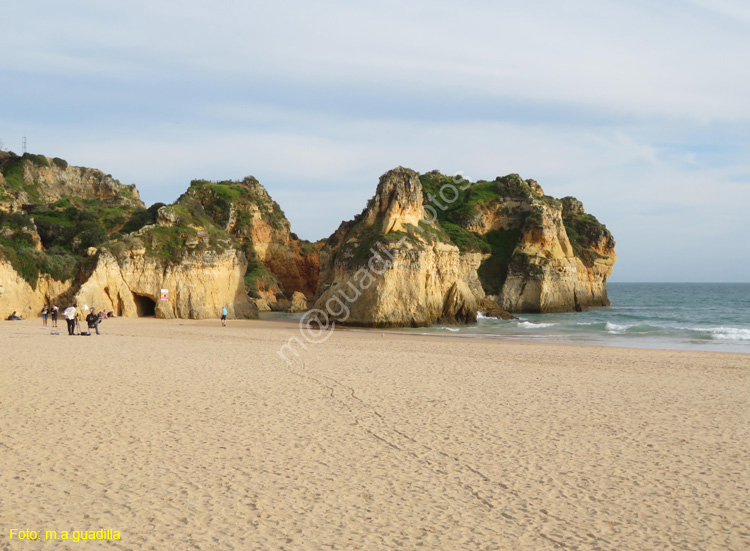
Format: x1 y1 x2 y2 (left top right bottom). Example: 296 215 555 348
187 178 288 232
188 180 245 226
140 226 194 262
329 216 410 268
419 171 534 294
134 224 235 263
418 172 527 253
418 172 537 245
0 156 253 286
0 243 79 290
0 196 172 286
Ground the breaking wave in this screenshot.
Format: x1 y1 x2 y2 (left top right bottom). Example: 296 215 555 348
517 321 557 329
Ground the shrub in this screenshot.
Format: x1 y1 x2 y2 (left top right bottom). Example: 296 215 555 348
52 157 68 169
22 153 50 167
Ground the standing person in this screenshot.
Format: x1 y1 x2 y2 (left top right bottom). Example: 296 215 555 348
41 305 49 327
63 304 77 336
221 305 228 327
51 305 59 328
86 307 101 335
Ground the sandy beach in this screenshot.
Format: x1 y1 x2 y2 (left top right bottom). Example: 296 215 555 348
1 317 748 550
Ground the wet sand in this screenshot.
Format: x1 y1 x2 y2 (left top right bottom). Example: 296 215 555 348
1 317 748 550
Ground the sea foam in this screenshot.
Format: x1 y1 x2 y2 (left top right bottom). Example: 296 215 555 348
705 327 750 341
518 321 556 329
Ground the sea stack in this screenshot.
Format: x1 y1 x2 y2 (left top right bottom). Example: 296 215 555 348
313 167 485 327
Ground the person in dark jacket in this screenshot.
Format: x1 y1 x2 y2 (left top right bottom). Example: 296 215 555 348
85 307 101 335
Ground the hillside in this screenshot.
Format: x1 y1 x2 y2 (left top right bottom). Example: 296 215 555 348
0 153 317 319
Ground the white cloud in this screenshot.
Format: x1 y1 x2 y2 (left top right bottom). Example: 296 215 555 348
4 0 750 121
2 0 750 280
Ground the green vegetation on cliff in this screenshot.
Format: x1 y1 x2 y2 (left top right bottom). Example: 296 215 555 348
476 228 523 294
0 210 79 288
418 172 526 293
0 153 48 203
0 195 142 289
0 153 179 287
187 177 288 232
243 259 284 299
418 171 613 294
561 199 614 268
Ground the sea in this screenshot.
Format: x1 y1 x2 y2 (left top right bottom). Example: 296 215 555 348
265 283 750 354
427 283 750 354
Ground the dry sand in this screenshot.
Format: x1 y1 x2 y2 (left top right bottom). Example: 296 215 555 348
1 317 748 550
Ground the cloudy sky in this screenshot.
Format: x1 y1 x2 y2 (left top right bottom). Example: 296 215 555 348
2 0 749 281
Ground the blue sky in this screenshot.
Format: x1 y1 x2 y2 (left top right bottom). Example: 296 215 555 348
2 0 749 281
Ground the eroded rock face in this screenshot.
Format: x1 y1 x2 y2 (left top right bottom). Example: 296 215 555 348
430 174 617 314
498 202 581 313
184 177 321 303
1 154 616 323
362 168 424 233
0 259 73 319
75 248 257 320
313 168 484 327
482 197 616 313
0 152 143 211
289 291 308 313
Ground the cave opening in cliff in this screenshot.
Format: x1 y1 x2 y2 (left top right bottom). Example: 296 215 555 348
132 293 156 317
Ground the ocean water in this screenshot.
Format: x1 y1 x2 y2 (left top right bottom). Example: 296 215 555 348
426 283 750 353
263 283 750 353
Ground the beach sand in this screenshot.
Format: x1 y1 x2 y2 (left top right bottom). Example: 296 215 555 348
1 317 748 550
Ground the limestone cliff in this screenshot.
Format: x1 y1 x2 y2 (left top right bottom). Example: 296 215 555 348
0 259 73 319
314 167 484 327
419 172 616 313
75 247 256 320
1 151 616 322
0 153 257 320
0 151 143 212
561 197 617 309
181 177 321 310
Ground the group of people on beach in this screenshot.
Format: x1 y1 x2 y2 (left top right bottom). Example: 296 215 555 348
40 304 112 335
10 304 228 329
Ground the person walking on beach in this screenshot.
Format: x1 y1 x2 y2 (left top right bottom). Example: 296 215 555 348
221 306 228 327
41 305 49 327
63 305 77 336
51 305 59 328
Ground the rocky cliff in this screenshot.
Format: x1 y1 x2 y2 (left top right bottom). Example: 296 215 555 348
0 153 257 320
1 151 616 323
313 169 616 326
419 171 616 313
314 167 485 327
182 177 321 311
0 151 143 212
76 247 255 319
0 259 73 318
